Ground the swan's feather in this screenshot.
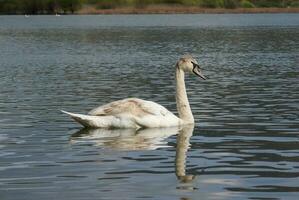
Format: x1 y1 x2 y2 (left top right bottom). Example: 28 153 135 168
61 110 112 128
62 99 181 128
88 98 170 117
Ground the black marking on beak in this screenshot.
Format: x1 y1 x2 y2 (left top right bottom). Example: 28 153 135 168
191 61 201 69
192 62 206 80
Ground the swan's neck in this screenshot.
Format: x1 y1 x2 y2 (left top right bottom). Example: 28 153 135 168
175 66 194 124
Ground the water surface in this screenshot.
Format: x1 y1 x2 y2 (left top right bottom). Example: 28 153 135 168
0 14 299 200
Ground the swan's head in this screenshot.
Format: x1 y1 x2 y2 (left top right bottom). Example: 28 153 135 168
176 55 206 80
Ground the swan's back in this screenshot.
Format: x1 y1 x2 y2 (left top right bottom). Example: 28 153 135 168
88 98 171 117
82 98 180 128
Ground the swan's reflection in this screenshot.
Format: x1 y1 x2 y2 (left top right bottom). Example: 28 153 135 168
70 127 180 150
175 125 195 183
70 125 195 183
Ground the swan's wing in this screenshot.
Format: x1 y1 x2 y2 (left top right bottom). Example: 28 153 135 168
88 98 171 117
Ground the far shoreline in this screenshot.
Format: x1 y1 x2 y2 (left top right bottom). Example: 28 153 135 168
77 6 299 15
1 6 299 15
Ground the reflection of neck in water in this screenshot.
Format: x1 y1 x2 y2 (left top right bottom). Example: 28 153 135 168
175 125 195 183
70 127 180 151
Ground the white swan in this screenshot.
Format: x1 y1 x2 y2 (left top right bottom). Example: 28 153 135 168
62 55 206 128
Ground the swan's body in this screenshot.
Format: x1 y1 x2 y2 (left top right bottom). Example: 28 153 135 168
62 98 180 128
62 55 206 129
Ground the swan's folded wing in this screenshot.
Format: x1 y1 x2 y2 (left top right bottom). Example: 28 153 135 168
88 98 171 117
138 100 170 116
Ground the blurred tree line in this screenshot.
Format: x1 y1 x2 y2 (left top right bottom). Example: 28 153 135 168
1 0 299 14
92 0 299 9
0 0 82 14
84 0 299 9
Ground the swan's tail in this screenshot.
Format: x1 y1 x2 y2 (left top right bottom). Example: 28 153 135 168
61 110 110 128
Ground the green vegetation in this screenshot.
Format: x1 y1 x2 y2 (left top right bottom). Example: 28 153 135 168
0 0 298 14
0 0 83 14
85 0 299 9
240 0 255 7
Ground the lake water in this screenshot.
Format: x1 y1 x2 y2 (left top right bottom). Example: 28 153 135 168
0 14 298 200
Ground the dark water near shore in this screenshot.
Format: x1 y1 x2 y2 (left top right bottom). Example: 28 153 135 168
0 14 299 200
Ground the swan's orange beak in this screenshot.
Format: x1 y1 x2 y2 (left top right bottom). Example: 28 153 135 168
192 62 206 80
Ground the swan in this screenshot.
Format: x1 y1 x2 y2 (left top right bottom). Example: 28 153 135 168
62 55 206 128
